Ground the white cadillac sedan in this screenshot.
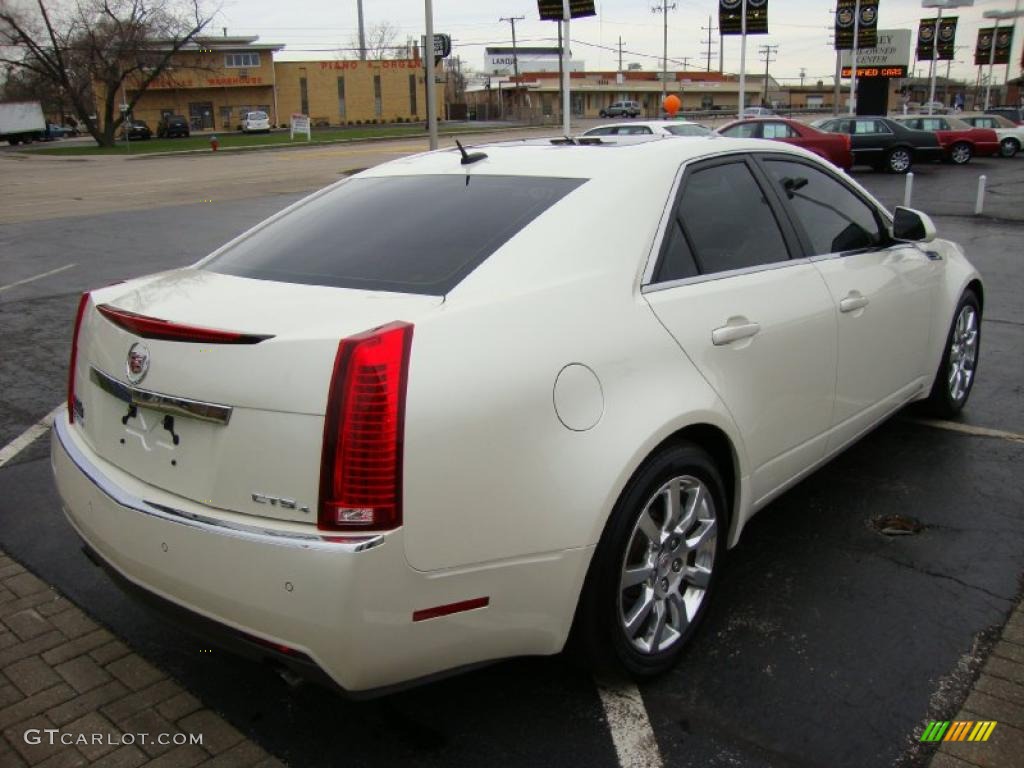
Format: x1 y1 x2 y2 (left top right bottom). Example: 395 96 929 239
52 135 982 695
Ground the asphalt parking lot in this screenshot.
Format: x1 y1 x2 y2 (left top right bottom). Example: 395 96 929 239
1 136 1022 768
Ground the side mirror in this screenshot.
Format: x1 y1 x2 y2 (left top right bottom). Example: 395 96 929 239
892 206 936 243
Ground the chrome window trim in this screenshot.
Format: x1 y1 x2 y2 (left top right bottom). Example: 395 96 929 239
90 366 233 426
54 417 382 553
642 257 813 294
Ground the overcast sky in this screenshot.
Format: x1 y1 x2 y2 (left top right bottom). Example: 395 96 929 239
221 1 1023 86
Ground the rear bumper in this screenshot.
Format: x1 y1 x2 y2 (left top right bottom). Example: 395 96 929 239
51 417 588 693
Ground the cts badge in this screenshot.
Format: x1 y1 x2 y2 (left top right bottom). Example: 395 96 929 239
126 342 150 384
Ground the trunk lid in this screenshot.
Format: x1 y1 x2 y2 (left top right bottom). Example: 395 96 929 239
74 269 441 524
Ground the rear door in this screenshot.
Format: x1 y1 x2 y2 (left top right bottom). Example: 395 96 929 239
643 154 837 505
757 155 939 451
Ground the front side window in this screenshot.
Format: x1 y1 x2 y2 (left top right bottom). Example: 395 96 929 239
675 160 790 275
765 159 882 256
204 175 586 295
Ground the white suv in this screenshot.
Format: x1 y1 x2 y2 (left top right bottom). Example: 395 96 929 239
240 110 271 133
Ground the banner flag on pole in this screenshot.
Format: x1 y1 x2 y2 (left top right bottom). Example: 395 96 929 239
720 0 768 36
835 0 879 51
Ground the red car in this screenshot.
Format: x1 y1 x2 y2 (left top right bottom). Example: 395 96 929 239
891 116 1000 164
717 118 853 170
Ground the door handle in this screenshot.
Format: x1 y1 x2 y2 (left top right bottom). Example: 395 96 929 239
839 292 870 313
711 321 761 346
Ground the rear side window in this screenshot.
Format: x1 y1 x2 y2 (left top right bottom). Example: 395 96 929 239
763 122 798 139
204 175 585 294
765 159 882 255
720 123 760 138
676 161 790 274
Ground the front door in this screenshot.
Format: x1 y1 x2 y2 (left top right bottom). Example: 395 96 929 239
189 102 214 131
756 155 939 451
644 155 837 506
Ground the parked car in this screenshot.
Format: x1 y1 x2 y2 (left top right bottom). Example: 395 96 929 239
583 120 711 138
890 115 999 164
156 115 190 138
812 116 943 173
120 120 152 141
240 110 271 133
917 101 949 114
599 100 641 118
984 106 1024 125
54 137 982 694
717 117 853 170
742 106 775 117
958 113 1024 158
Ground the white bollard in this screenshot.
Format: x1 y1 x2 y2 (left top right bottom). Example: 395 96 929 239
975 175 987 215
903 172 914 208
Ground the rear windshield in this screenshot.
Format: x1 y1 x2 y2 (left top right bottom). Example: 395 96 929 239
204 174 586 294
248 112 268 120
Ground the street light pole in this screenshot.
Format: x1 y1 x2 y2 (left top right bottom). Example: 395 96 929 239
982 5 1024 109
850 0 861 114
738 0 748 117
425 0 438 150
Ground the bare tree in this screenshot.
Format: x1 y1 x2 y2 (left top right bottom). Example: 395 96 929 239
0 0 217 146
342 20 399 60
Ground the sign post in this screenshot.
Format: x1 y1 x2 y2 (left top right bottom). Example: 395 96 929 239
538 1 596 134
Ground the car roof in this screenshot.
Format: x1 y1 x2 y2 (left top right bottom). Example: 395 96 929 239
362 135 831 183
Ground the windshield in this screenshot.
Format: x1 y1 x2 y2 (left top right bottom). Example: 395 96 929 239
204 174 587 295
248 112 268 120
665 124 711 136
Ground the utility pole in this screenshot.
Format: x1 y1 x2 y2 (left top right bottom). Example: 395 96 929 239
799 67 806 87
758 44 778 107
356 0 367 60
700 16 719 72
617 36 625 73
499 15 525 111
425 0 437 150
652 2 676 103
679 56 692 70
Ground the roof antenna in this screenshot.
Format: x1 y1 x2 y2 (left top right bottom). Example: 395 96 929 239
454 139 487 165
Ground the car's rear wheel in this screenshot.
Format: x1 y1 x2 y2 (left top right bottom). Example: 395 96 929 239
886 147 913 173
950 142 973 165
926 289 981 417
1000 137 1020 158
573 442 725 677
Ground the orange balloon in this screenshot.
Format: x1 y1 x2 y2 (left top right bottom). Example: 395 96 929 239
663 94 681 117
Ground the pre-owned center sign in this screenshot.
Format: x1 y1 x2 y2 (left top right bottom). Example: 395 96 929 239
841 28 911 77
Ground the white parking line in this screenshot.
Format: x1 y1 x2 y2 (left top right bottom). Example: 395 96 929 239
912 418 1024 444
595 676 664 768
0 404 63 469
0 263 76 293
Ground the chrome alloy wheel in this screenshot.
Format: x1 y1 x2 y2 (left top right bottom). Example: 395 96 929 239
889 149 912 173
950 143 972 165
618 476 717 655
948 304 979 403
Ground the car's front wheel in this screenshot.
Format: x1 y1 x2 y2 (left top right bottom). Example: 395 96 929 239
949 142 973 165
886 147 913 173
573 442 725 677
1000 137 1020 158
926 289 981 417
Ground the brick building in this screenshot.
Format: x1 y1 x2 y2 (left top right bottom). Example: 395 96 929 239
108 36 442 132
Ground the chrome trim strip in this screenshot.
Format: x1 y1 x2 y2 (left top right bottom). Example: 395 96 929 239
641 257 813 294
90 367 233 426
54 417 382 553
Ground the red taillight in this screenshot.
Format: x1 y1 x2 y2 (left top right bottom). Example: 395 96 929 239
67 292 90 423
96 304 272 344
319 322 413 532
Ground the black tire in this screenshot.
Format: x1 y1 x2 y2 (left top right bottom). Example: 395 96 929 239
571 442 726 678
925 290 981 417
949 142 973 165
886 147 913 173
599 110 607 118
1000 137 1020 158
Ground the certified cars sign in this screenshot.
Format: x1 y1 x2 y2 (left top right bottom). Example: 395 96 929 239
841 28 911 77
